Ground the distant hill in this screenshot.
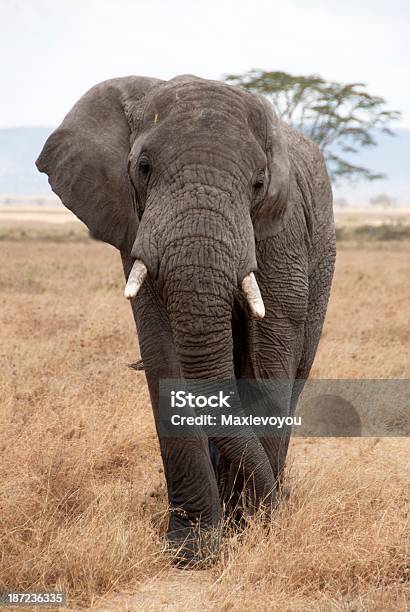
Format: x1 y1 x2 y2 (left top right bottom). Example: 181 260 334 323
0 125 409 204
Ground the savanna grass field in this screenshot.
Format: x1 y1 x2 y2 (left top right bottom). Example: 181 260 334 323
0 207 409 611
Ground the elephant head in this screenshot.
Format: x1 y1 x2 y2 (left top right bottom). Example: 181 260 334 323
36 75 293 556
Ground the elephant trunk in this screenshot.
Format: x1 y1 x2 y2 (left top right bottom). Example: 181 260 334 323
127 193 275 509
153 207 274 509
165 252 274 509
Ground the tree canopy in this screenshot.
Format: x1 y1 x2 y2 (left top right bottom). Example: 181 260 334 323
224 69 401 183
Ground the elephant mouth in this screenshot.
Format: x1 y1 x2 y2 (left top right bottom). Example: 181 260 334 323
124 258 265 320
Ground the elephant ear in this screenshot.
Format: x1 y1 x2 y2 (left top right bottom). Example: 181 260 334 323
36 76 162 252
250 95 292 241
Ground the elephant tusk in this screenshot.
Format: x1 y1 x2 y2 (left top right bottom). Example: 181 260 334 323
241 272 265 319
124 259 147 299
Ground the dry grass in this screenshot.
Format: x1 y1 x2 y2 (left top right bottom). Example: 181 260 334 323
0 223 409 610
312 244 410 379
212 439 409 611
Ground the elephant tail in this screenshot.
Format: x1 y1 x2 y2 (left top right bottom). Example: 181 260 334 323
128 359 144 371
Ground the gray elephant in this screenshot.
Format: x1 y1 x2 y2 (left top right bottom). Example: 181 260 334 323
36 75 336 566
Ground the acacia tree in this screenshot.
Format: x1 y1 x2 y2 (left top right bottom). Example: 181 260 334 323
370 193 397 209
224 69 401 183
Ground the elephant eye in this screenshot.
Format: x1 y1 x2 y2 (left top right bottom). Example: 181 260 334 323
138 155 151 178
253 170 266 193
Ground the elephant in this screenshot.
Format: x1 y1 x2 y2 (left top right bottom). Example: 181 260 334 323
36 74 336 566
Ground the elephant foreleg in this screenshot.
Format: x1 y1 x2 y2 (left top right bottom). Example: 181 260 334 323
122 255 222 564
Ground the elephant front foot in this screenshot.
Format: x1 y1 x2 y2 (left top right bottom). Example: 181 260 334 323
165 512 222 568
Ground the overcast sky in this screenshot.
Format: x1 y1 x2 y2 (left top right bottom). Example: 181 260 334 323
1 0 409 128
